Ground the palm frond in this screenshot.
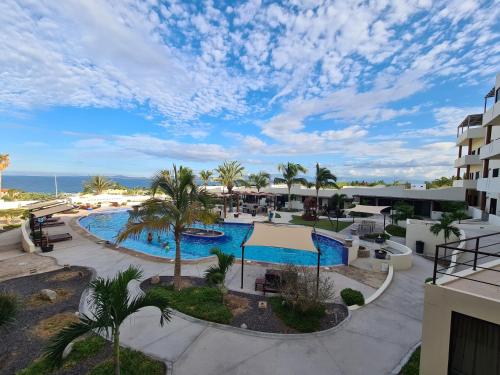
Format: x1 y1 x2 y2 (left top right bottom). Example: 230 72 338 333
127 290 171 326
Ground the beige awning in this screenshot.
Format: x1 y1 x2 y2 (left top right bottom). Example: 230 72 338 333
243 222 317 252
31 204 74 218
23 199 65 211
344 204 390 215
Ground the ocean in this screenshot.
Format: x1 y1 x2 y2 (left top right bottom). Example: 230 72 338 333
2 175 152 194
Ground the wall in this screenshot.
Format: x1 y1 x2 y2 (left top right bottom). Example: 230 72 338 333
385 240 412 270
420 282 500 375
21 219 36 253
0 200 37 209
405 219 460 257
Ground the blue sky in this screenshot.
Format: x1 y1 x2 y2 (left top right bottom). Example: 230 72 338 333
0 0 499 181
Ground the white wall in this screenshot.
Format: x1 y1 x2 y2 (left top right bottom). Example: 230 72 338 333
405 219 460 257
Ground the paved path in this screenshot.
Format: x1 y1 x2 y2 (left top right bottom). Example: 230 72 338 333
3 216 434 375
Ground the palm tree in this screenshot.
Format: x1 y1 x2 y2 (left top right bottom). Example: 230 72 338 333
43 266 170 375
117 165 215 290
329 193 347 231
248 171 270 192
0 292 18 328
430 213 461 244
451 209 468 224
199 170 213 188
215 161 245 216
274 162 308 211
84 175 114 195
205 248 235 300
314 163 337 210
0 154 10 197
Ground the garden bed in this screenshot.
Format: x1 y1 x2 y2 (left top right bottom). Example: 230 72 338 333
141 276 348 333
290 215 352 232
0 267 165 375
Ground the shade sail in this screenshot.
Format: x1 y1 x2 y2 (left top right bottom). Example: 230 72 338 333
23 199 65 211
243 222 317 252
344 204 390 215
31 204 74 218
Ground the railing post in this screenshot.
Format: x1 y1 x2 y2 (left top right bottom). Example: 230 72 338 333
433 245 439 284
473 237 479 271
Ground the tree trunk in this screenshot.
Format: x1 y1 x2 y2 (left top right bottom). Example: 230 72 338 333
113 327 120 375
316 190 319 215
288 187 292 211
174 231 182 290
0 172 2 198
223 196 227 218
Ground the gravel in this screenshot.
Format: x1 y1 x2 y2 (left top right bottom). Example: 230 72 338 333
0 266 114 374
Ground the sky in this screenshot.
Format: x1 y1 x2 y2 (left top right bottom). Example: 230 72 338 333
0 0 499 181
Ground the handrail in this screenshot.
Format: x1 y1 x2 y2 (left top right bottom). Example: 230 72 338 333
432 231 500 286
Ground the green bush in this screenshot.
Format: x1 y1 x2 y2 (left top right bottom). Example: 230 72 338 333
274 213 281 218
363 232 390 240
268 297 326 332
0 292 18 327
340 288 365 306
400 346 420 375
385 224 406 237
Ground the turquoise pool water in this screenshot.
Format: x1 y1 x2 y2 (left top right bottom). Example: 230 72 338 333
79 210 347 266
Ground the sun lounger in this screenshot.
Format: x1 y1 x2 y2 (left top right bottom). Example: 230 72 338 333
34 221 65 229
34 233 72 245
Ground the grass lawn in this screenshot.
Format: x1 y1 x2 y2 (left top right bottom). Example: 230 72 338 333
89 346 164 375
290 215 352 232
400 346 420 375
268 297 325 332
150 285 232 324
385 224 406 237
19 335 165 375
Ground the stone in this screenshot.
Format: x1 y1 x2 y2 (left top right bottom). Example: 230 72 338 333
40 289 57 302
62 342 73 359
74 311 80 317
151 275 161 285
258 301 267 310
240 323 248 329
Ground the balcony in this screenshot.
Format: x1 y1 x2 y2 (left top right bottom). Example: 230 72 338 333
456 126 485 146
477 177 500 194
480 138 500 160
454 154 481 168
452 179 478 189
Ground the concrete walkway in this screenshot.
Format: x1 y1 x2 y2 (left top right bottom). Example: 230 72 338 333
3 216 434 375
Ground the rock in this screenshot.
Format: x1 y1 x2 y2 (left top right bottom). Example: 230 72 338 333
240 323 248 329
151 275 160 285
40 289 57 302
62 342 73 359
74 311 80 317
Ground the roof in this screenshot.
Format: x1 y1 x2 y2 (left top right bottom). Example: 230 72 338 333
23 199 65 211
457 114 483 128
243 222 317 252
31 204 74 218
344 204 390 215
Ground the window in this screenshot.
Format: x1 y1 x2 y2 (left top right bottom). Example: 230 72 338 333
472 150 476 155
448 312 500 375
496 87 500 103
475 171 480 179
493 168 499 178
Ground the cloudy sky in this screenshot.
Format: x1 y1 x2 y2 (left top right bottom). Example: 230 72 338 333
1 0 499 181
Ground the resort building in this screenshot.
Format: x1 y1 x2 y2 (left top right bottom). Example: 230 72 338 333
454 73 500 224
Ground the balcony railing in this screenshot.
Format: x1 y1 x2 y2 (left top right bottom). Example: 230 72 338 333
432 232 500 287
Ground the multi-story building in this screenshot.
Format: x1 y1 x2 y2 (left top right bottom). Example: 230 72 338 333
477 73 500 224
453 73 500 223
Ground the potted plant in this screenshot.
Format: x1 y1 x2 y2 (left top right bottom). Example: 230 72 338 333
374 248 387 259
375 234 385 244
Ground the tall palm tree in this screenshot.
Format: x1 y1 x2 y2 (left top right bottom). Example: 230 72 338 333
43 266 170 375
314 163 337 209
248 171 270 192
329 193 347 231
0 154 10 197
215 161 245 215
274 162 308 211
117 165 215 290
84 175 114 195
430 213 461 244
199 169 213 188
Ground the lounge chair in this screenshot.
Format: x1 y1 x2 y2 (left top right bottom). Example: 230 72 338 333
33 221 65 229
255 269 283 295
34 233 72 245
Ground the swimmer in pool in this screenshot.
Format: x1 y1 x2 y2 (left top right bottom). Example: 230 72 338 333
147 232 153 243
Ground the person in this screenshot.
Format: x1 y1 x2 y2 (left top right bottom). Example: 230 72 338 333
147 232 153 243
163 241 170 251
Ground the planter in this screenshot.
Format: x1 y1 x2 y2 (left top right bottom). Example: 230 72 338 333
374 249 387 260
375 235 385 244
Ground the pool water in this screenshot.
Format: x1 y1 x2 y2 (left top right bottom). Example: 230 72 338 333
79 210 347 266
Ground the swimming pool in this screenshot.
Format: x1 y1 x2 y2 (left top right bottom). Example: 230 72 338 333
79 210 347 266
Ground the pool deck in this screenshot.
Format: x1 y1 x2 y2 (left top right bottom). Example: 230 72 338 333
1 211 433 375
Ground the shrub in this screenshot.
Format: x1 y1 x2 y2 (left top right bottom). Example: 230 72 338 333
340 288 365 306
279 264 335 313
274 213 281 218
363 232 390 240
385 224 406 237
0 292 18 327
